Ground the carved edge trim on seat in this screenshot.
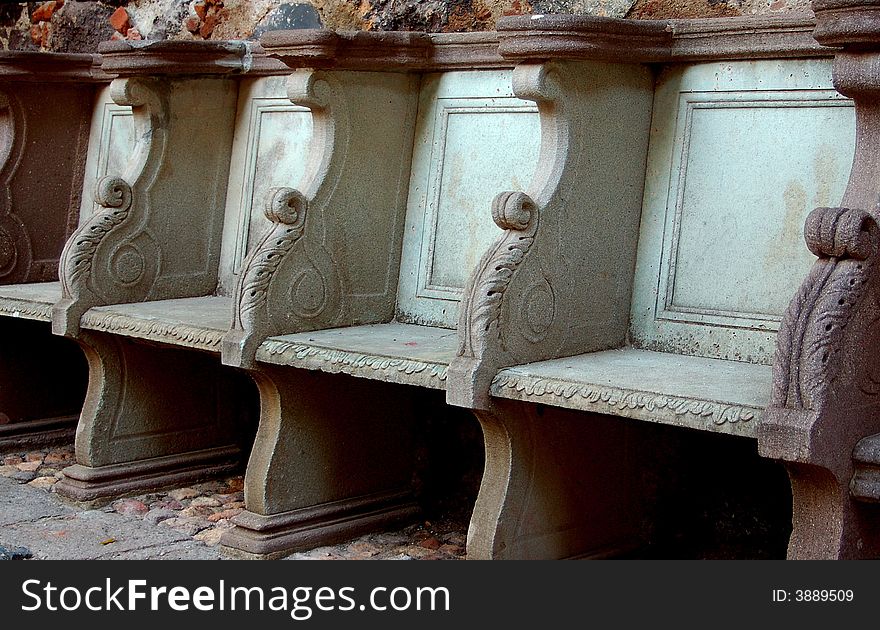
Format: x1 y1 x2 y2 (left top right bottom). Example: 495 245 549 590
491 370 760 437
255 339 448 390
0 297 52 322
53 77 167 337
79 310 225 352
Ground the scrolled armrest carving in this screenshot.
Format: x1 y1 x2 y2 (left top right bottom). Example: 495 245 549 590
222 187 311 369
238 187 308 317
804 206 878 260
447 191 540 410
61 176 134 287
770 206 880 415
53 77 167 337
461 191 539 356
222 68 355 370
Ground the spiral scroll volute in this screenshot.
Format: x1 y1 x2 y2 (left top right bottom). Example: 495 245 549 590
805 206 879 261
265 187 308 228
94 176 133 210
491 191 537 231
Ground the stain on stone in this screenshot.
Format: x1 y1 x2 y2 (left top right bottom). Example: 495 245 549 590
253 2 322 37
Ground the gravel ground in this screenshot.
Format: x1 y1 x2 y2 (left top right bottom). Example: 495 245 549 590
0 444 467 560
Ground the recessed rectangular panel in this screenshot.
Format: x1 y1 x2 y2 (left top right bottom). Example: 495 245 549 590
218 76 312 293
79 86 134 224
396 70 540 328
630 59 855 364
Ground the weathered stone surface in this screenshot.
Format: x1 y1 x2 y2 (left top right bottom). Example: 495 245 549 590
1 0 813 53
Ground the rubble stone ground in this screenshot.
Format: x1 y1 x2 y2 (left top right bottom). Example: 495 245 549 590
0 444 467 560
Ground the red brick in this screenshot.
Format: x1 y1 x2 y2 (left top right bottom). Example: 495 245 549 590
199 12 220 39
108 7 130 34
32 1 60 23
194 2 208 21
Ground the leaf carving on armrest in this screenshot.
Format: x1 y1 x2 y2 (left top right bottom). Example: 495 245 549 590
772 206 880 411
60 176 133 291
238 187 308 317
457 191 539 359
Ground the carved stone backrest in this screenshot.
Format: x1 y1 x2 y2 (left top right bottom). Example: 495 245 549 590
395 69 541 329
630 58 855 365
0 57 96 284
53 75 239 336
447 60 655 408
217 75 314 296
221 69 420 367
78 84 136 225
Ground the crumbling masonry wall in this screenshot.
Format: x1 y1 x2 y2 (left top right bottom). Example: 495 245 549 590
3 0 811 53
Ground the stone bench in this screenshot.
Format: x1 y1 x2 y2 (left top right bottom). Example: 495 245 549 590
218 15 874 559
46 35 468 504
461 11 880 559
39 40 305 501
0 52 109 450
214 28 656 558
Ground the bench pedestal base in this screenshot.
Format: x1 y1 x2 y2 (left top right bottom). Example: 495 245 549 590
56 331 256 504
221 491 419 559
55 445 242 505
468 401 649 560
222 368 419 558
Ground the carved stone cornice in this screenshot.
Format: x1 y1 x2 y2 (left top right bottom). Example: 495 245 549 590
0 51 108 82
260 30 508 71
98 40 247 76
497 14 828 63
259 30 431 70
497 15 673 62
813 0 880 47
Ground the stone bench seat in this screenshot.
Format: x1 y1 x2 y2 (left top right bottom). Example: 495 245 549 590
218 17 856 560
46 40 298 502
0 282 62 322
79 296 233 351
459 7 880 560
491 348 770 438
258 323 457 390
